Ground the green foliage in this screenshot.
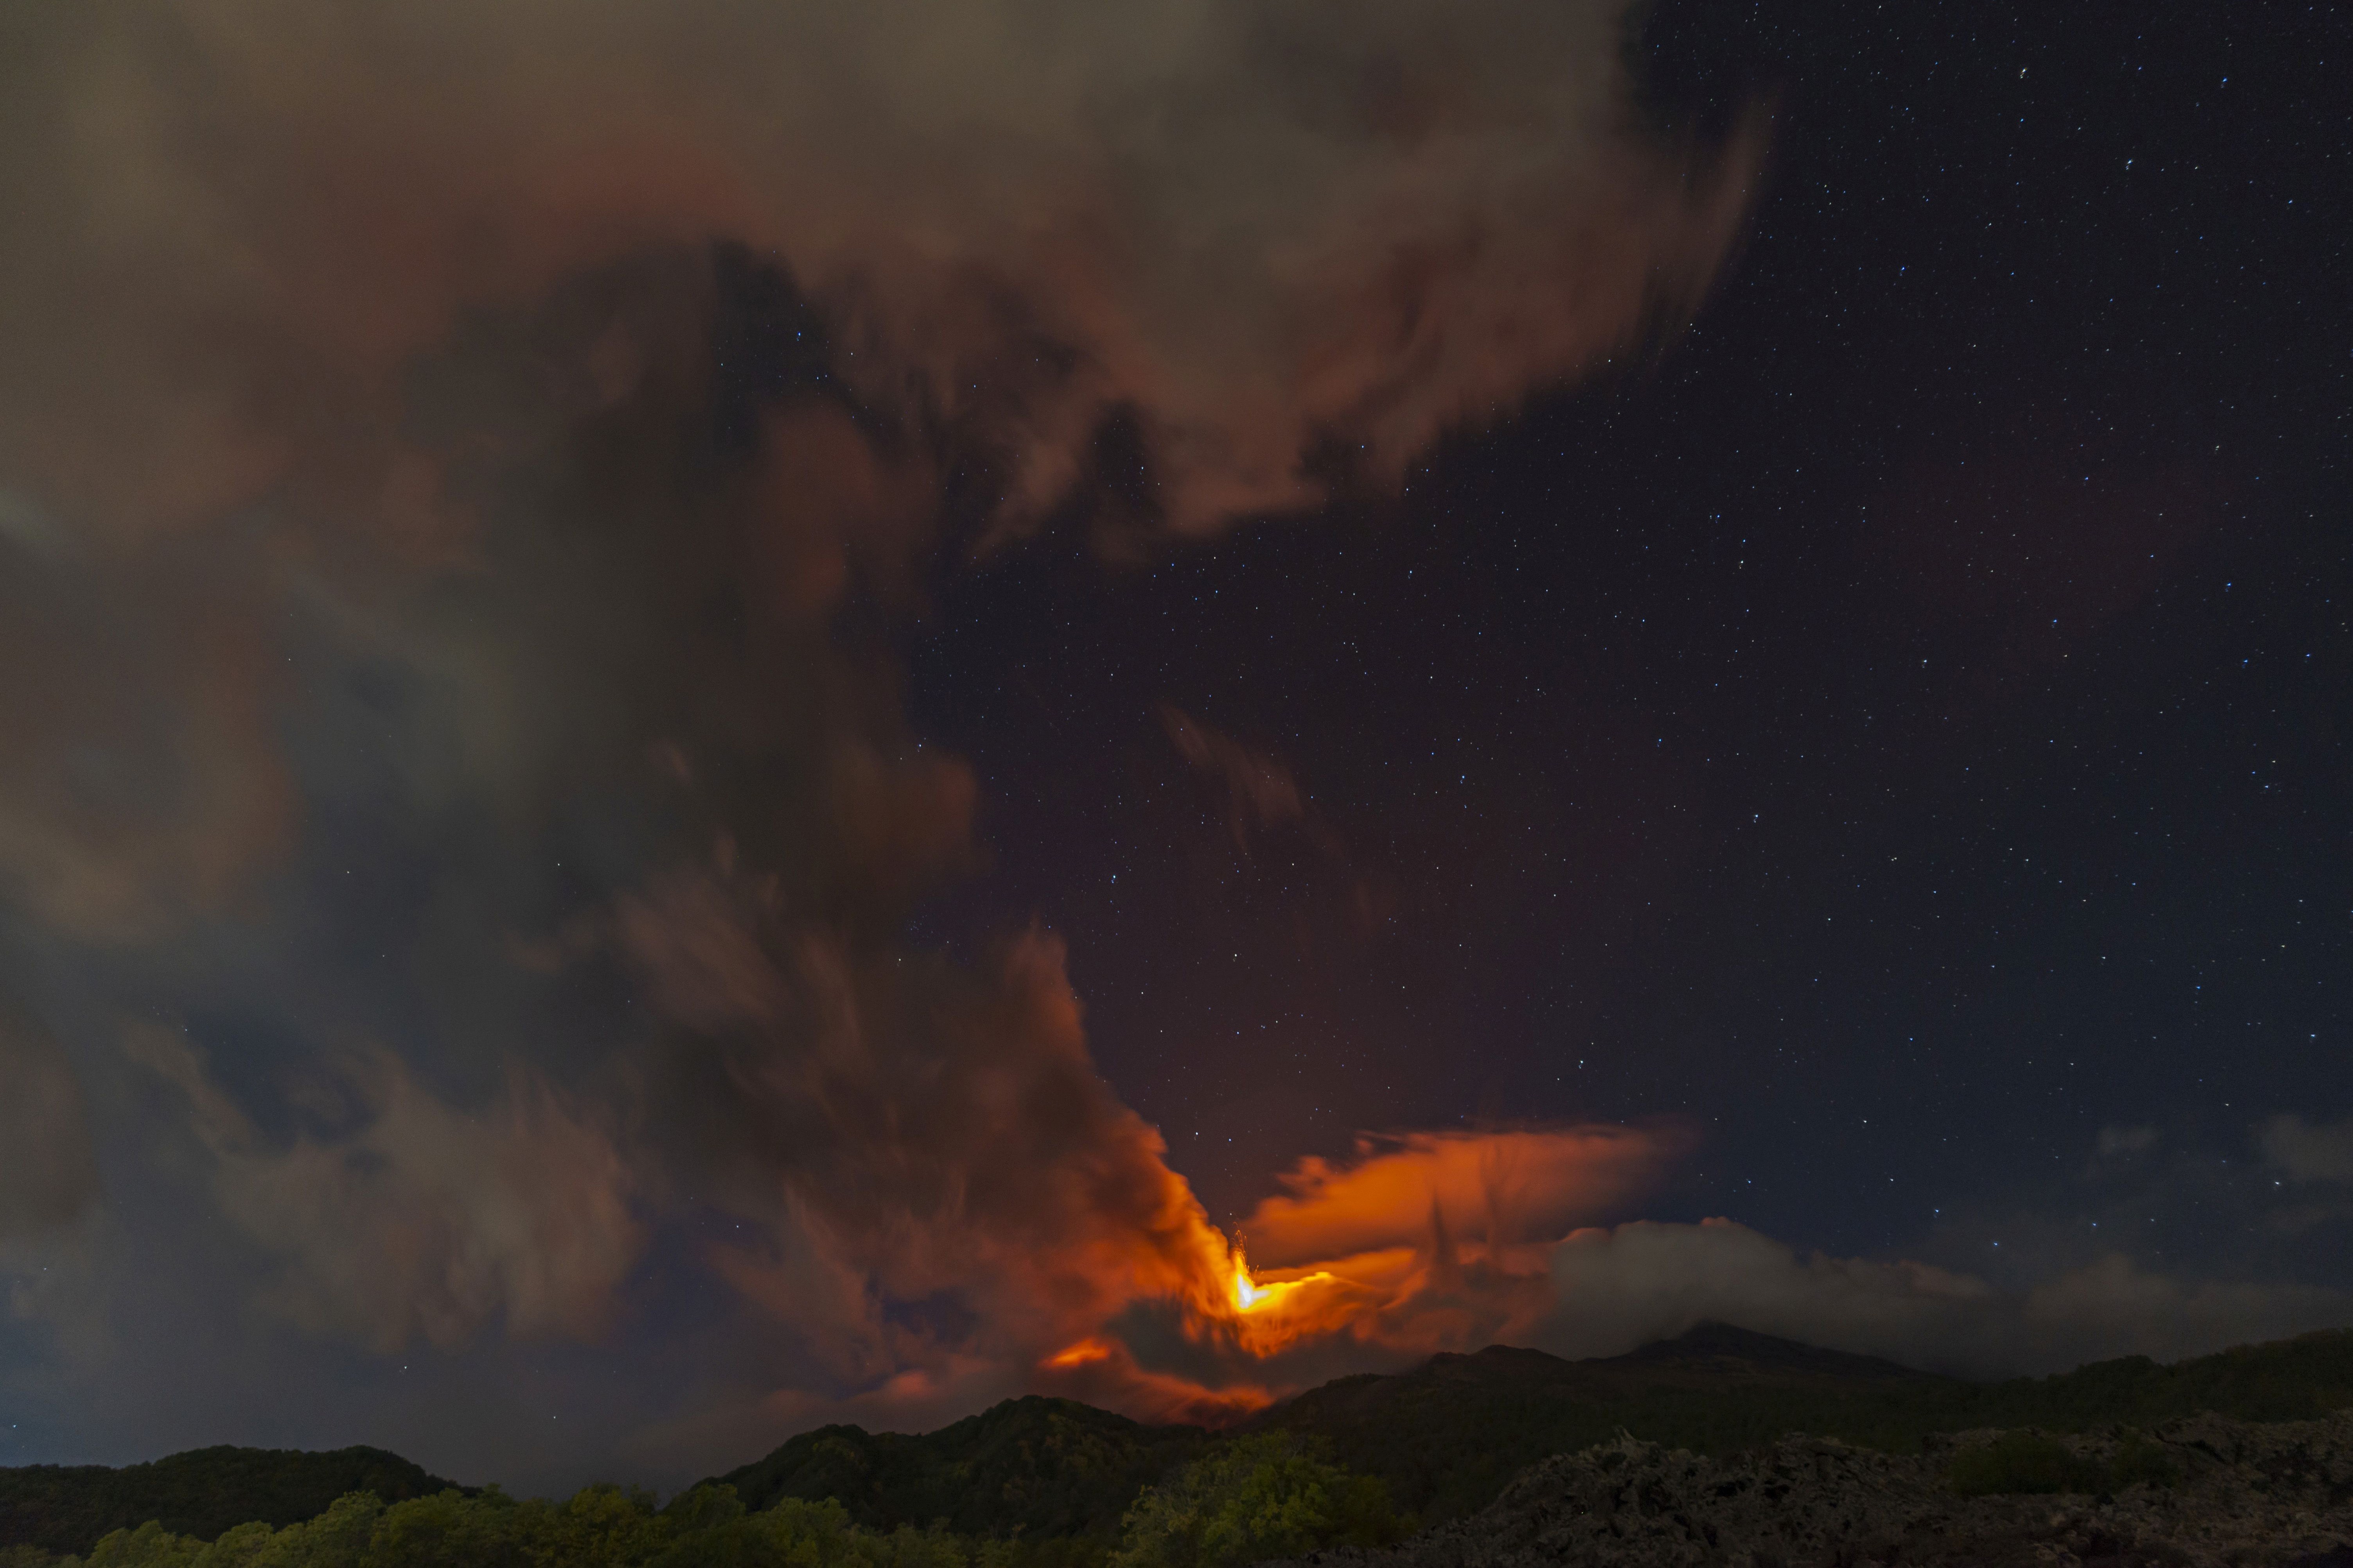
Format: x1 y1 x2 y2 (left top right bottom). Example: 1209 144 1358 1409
191 1521 275 1568
1946 1428 2184 1499
657 1486 745 1536
709 1398 1207 1543
30 1485 1033 1568
1107 1435 1403 1568
80 1523 197 1568
2105 1430 2183 1491
0 1449 454 1558
244 1491 383 1568
1945 1433 2107 1497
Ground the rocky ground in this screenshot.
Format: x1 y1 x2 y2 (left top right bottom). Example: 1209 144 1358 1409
1273 1410 2353 1568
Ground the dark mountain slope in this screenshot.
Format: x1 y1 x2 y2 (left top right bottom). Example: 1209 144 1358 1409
1609 1320 1925 1380
1254 1322 1956 1521
32 1325 2340 1560
0 1444 456 1556
1257 1323 2353 1523
701 1326 2353 1540
711 1395 1207 1541
699 1323 1975 1539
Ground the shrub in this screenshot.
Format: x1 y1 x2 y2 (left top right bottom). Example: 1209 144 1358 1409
245 1491 383 1568
1109 1436 1404 1568
1946 1433 2106 1497
79 1522 200 1568
2105 1432 2182 1492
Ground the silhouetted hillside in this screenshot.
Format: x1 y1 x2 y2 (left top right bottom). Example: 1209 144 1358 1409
704 1325 2353 1539
0 1444 456 1556
1609 1320 1926 1379
711 1395 1209 1543
14 1324 2349 1561
1256 1322 2353 1522
1253 1322 1957 1520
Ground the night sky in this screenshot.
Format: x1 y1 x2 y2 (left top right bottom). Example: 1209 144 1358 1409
0 0 2346 1498
909 0 2351 1264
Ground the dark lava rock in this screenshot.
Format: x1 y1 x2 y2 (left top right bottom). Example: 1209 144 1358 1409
1271 1410 2353 1568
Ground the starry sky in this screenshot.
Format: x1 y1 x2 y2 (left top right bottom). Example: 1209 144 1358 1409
907 0 2351 1269
0 0 2346 1497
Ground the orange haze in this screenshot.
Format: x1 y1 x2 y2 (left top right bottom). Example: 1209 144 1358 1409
1034 1124 1683 1418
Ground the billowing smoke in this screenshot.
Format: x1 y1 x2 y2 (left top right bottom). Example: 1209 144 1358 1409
127 1024 644 1351
0 0 1760 550
1239 1126 1685 1268
0 0 1766 1437
0 1003 99 1239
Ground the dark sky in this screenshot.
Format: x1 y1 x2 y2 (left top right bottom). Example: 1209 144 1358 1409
0 0 2346 1497
903 0 2349 1271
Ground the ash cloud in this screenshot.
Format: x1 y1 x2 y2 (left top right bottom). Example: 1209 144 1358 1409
0 1003 98 1239
622 884 1235 1378
0 0 1759 1417
127 1025 643 1351
1240 1126 1683 1268
0 0 1761 551
0 238 1272 1463
0 0 1826 1482
2263 1115 2353 1186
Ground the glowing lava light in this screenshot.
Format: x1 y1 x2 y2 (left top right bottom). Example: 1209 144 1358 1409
1231 1240 1286 1311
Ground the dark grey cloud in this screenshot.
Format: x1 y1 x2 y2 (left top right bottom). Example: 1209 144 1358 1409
2264 1115 2353 1186
0 238 1259 1474
0 0 1761 553
1534 1217 2350 1378
128 1024 644 1352
0 0 1762 1442
0 1002 97 1238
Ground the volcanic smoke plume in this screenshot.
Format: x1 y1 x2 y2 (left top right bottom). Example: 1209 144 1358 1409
0 0 1762 549
0 0 1760 1442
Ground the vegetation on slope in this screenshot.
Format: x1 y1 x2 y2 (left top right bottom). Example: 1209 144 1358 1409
1943 1428 2184 1498
712 1396 1210 1544
1106 1435 1405 1568
4 1485 972 1568
0 1450 454 1561
7 1323 2350 1566
0 1438 1394 1568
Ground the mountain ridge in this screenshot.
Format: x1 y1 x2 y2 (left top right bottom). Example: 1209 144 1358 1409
9 1323 2351 1557
0 1444 457 1558
702 1322 2353 1535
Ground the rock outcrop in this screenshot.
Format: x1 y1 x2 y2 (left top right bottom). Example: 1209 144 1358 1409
1272 1410 2353 1568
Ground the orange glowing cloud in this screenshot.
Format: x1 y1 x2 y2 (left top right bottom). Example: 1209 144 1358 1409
1008 1124 1690 1418
1237 1125 1687 1269
1034 1329 1275 1426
